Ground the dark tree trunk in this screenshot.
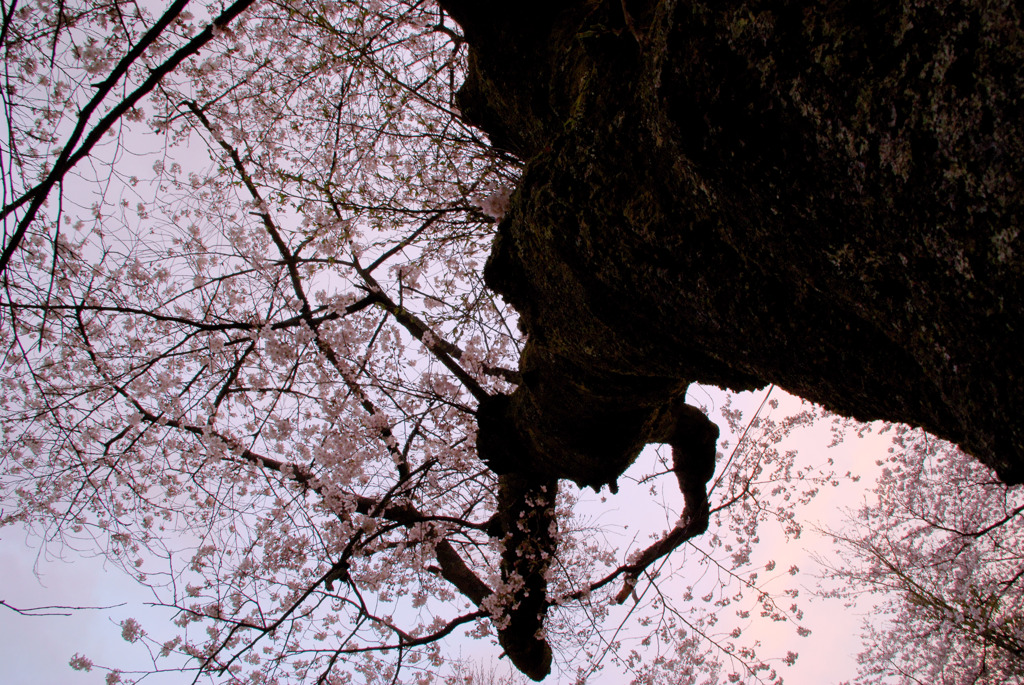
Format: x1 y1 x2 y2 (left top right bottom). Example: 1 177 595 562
444 0 1024 485
441 1 1024 678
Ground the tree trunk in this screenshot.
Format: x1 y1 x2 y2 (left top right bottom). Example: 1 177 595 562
444 0 1024 485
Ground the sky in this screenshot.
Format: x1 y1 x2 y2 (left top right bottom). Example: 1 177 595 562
566 386 888 685
1 387 890 685
0 529 180 685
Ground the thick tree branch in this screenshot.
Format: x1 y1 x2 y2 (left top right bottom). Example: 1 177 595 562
0 0 260 277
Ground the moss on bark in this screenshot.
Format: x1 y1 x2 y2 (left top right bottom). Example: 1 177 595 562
446 0 1024 484
441 1 1024 678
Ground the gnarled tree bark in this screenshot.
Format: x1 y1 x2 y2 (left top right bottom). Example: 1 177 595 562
441 0 1024 678
446 0 1023 482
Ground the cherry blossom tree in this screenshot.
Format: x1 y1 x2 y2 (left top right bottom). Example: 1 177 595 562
823 428 1024 685
1 1 829 682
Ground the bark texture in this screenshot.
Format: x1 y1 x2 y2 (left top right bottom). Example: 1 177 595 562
440 0 1023 678
443 0 1024 485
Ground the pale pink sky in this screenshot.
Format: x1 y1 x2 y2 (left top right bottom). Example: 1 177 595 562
1 387 889 684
